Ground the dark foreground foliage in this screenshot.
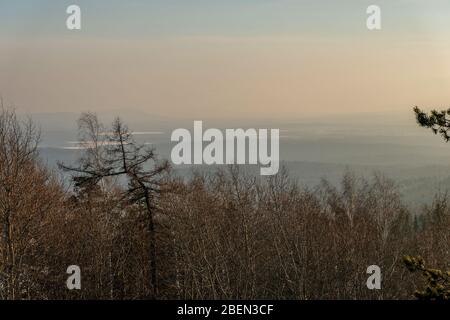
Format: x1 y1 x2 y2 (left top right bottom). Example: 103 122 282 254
401 106 450 301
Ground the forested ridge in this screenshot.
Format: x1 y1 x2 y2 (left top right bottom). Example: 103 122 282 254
0 106 449 300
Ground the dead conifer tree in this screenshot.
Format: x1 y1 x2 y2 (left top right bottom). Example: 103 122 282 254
59 114 170 299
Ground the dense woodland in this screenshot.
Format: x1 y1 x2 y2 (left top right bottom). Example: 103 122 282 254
0 106 449 300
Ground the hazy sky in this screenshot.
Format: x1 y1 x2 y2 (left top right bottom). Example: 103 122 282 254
1 0 450 120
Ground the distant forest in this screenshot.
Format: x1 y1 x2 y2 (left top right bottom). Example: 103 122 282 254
0 105 449 300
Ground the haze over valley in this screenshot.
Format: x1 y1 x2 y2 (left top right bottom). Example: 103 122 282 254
32 110 450 208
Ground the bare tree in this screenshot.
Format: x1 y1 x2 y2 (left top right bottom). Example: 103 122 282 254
59 114 170 299
0 103 69 299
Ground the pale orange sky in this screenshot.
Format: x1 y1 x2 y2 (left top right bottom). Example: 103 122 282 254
1 1 450 120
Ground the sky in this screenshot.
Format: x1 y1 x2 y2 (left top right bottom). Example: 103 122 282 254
1 0 450 120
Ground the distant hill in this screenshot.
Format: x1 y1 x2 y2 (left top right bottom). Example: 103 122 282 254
34 111 450 208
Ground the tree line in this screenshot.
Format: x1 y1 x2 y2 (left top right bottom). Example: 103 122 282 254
0 105 449 299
